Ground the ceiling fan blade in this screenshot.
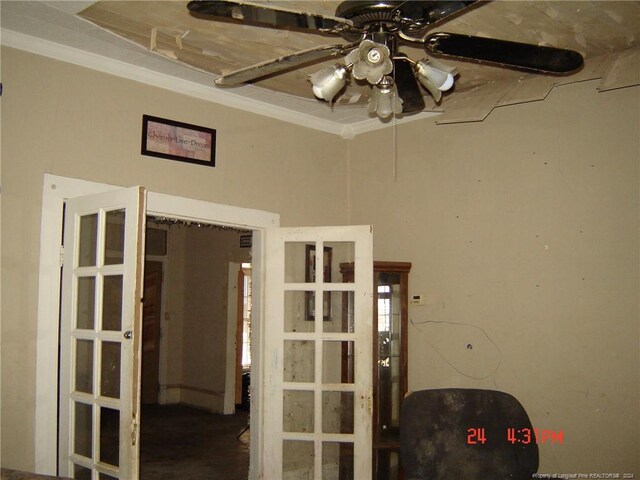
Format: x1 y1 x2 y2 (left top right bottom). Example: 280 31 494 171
424 32 584 74
420 1 480 24
393 57 425 114
187 0 353 34
215 43 357 85
398 1 480 41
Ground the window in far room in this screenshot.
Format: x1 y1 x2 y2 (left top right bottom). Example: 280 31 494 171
241 263 252 368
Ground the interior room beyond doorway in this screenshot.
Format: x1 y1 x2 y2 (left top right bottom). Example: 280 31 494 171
139 216 253 479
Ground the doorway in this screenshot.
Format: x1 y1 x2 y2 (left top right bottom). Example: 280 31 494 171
138 217 253 479
36 174 279 478
38 175 373 479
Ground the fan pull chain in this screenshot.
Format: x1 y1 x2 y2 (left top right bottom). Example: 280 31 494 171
392 115 398 182
392 66 398 182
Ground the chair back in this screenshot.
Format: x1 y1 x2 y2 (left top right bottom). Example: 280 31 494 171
400 388 539 479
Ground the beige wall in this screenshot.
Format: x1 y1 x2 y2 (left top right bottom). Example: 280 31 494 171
162 224 250 412
347 81 640 472
0 47 348 471
2 43 639 475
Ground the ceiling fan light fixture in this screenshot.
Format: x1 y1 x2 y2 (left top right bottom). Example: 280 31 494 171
346 39 393 85
368 76 403 119
416 59 458 102
309 65 348 102
416 59 457 91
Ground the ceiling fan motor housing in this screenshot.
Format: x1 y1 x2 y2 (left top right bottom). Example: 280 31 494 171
335 1 474 40
336 1 441 27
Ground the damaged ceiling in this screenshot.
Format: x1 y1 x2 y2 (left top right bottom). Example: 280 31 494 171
2 1 639 135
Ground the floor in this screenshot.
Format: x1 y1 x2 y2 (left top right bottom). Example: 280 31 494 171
140 404 250 480
0 470 70 480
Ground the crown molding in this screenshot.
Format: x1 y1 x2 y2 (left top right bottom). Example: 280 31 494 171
1 29 445 138
1 29 352 137
341 110 440 138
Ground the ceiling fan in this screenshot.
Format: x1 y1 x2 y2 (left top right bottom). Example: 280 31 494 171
187 0 584 119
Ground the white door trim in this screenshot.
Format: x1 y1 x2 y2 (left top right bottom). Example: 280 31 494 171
35 174 279 477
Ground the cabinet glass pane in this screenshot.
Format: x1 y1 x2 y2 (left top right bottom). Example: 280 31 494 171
74 464 92 480
75 339 93 394
104 210 125 265
99 407 120 467
77 277 96 330
323 442 353 480
377 358 394 434
99 474 118 480
322 341 354 384
390 312 401 356
74 402 93 458
284 291 314 332
377 272 402 435
322 391 354 434
283 390 314 433
390 356 400 427
101 341 121 398
78 213 98 267
102 275 123 331
375 450 400 480
283 440 314 479
284 340 314 382
323 291 354 333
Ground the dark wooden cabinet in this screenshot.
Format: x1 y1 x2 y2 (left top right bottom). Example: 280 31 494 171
341 261 411 480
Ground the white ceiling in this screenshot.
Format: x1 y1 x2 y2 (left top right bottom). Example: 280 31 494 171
2 1 639 138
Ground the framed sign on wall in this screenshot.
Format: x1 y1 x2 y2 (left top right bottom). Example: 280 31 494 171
141 114 216 167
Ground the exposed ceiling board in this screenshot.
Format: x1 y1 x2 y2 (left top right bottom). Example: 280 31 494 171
598 48 640 91
2 1 639 135
77 1 640 103
495 73 558 106
437 47 640 124
78 1 357 100
435 77 518 124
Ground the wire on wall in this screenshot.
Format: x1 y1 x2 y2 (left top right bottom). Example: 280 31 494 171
410 317 503 380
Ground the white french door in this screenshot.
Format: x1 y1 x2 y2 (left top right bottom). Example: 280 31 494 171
58 187 146 479
262 226 373 480
56 182 371 480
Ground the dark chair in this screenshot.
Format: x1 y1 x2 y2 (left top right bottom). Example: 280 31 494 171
400 389 539 480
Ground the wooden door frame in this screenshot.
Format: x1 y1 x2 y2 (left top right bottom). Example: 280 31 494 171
141 256 166 406
35 174 279 478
